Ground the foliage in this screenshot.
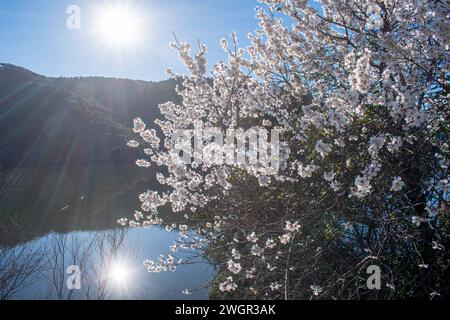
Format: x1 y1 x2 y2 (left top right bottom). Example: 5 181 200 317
126 0 449 299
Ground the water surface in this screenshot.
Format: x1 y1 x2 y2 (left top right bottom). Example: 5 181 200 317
0 165 214 299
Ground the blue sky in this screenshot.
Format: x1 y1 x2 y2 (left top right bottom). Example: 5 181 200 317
0 0 260 81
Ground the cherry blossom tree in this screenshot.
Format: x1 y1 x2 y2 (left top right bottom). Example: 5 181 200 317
125 0 449 299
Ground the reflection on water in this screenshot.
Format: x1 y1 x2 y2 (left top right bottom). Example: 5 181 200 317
0 165 214 299
1 164 161 246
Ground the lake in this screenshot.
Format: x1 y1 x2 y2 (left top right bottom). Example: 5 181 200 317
0 165 215 299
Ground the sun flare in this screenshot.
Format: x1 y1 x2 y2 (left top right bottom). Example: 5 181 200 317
96 4 142 48
108 262 130 285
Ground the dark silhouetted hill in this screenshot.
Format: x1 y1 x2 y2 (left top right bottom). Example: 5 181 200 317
0 63 179 168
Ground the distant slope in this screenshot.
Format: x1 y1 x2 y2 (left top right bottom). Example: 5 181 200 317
0 64 179 168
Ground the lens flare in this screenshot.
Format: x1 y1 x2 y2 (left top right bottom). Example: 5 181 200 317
96 4 142 48
108 262 130 284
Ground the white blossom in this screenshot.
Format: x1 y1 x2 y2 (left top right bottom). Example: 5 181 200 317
315 140 332 158
310 285 323 296
438 179 448 193
323 172 335 182
231 248 241 260
265 238 276 249
279 234 291 245
285 221 300 233
133 117 146 133
227 259 242 275
127 140 139 148
391 177 405 192
298 163 317 178
269 282 282 291
245 268 256 279
219 276 237 292
250 244 264 256
136 159 151 168
246 232 258 243
411 216 421 227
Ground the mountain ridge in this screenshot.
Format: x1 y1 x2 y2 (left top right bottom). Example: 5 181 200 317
0 63 179 168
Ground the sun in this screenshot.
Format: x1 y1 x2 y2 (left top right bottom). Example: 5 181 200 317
95 4 142 48
108 262 130 285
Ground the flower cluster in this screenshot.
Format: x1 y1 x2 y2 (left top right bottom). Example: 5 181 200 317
124 0 449 299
